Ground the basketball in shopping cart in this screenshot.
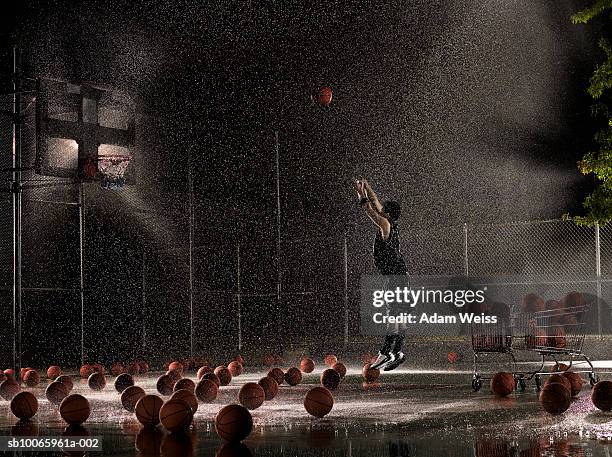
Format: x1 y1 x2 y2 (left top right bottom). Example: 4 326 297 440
97 155 131 190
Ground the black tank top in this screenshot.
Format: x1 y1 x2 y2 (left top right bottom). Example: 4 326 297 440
373 221 408 275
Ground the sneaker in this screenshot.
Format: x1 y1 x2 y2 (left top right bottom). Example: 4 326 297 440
370 351 395 370
383 351 405 371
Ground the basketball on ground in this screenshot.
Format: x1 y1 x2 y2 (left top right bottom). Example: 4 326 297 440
362 363 380 383
562 372 584 397
300 358 315 373
55 375 74 392
490 372 515 397
171 389 198 413
127 362 140 375
263 355 275 366
92 363 105 374
121 385 146 413
88 372 106 391
4 369 15 380
47 366 61 379
332 362 347 378
0 379 21 400
592 380 612 411
239 383 265 410
114 373 134 393
235 355 245 365
214 366 232 386
139 362 150 374
135 394 164 426
60 394 91 425
157 374 175 396
202 372 221 387
168 361 184 375
215 404 253 442
79 364 93 378
324 354 338 367
10 391 38 420
540 382 571 415
159 398 193 433
197 365 213 380
166 369 182 382
284 367 302 386
45 381 69 406
304 386 334 418
228 361 243 377
195 379 219 403
23 370 40 387
258 377 279 400
321 369 341 390
110 363 124 376
174 378 196 394
545 374 571 393
267 368 284 385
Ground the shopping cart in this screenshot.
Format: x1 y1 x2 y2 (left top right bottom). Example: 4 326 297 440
471 304 598 391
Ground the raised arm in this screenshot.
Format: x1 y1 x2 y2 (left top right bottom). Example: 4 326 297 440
362 179 384 213
355 179 391 240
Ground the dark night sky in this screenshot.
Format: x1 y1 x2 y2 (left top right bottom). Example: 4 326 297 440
1 0 607 364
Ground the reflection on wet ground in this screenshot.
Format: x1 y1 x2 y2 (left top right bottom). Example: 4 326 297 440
1 368 612 456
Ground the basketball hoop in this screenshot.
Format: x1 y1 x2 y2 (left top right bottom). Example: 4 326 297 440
98 155 131 190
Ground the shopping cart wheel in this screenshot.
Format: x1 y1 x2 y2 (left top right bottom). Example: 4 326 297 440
590 372 599 387
472 377 482 392
535 375 542 391
517 377 526 392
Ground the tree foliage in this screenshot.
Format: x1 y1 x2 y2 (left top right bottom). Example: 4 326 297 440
566 1 612 226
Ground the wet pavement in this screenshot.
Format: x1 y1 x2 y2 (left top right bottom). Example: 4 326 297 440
1 366 612 456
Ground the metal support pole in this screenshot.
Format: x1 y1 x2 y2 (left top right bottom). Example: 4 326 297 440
12 46 23 373
274 131 282 349
463 223 469 279
141 250 146 350
595 223 602 339
343 236 349 346
188 146 194 357
236 244 242 351
78 184 85 365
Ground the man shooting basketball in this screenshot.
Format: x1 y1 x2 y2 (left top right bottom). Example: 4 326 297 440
355 178 407 371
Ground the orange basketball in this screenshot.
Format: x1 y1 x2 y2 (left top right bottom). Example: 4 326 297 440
215 404 253 442
300 358 315 373
168 361 184 375
195 379 219 403
317 86 333 106
23 369 40 387
0 379 21 400
267 368 284 385
238 383 265 410
324 354 338 367
55 375 74 392
20 367 33 380
121 385 146 413
92 363 105 374
88 372 106 391
284 367 302 386
490 372 515 397
320 369 341 390
546 374 571 393
235 355 245 365
564 291 585 308
135 394 164 426
60 394 91 425
110 363 124 376
47 366 62 379
139 362 149 374
563 372 583 397
447 352 459 363
202 372 221 387
332 362 347 378
166 369 182 382
550 363 570 372
263 354 275 366
522 293 544 313
197 365 213 380
174 378 196 394
258 377 279 401
114 373 134 393
10 391 38 420
362 363 380 383
157 374 175 396
79 364 93 378
159 398 193 433
171 389 198 413
127 362 140 375
548 328 566 348
540 382 571 415
228 361 243 377
304 386 334 418
592 380 612 411
45 381 69 406
4 368 15 380
214 366 232 386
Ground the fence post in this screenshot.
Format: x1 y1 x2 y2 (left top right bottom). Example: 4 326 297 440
343 236 349 346
595 223 602 339
237 243 242 351
463 223 469 278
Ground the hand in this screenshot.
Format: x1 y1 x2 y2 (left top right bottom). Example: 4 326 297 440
354 179 365 198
